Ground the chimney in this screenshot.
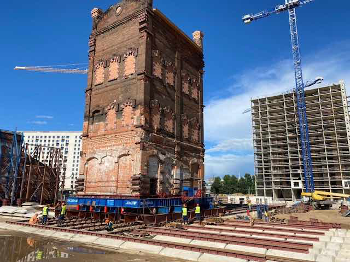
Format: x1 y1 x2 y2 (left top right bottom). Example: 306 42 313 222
192 31 204 50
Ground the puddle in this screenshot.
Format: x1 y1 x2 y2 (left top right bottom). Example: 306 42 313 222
0 230 188 262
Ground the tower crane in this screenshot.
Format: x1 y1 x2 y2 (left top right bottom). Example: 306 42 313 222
242 0 316 193
14 64 88 74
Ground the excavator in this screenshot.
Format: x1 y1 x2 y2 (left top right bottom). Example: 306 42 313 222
301 191 350 210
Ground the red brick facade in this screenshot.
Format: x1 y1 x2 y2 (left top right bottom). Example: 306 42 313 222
80 0 205 196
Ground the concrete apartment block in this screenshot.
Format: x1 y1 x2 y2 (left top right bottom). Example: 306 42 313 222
23 131 82 192
252 81 350 200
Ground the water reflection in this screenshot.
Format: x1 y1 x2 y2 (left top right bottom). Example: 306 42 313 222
0 234 70 261
0 233 109 262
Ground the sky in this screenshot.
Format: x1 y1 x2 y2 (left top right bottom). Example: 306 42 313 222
1 0 350 179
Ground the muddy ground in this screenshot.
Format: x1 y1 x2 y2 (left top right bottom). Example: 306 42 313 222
275 209 350 229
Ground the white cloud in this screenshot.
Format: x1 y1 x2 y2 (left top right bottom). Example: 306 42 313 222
206 138 253 153
204 41 350 178
205 154 254 179
36 115 54 119
29 121 47 125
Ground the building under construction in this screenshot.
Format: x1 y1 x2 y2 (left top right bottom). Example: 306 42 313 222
252 81 350 201
0 129 63 205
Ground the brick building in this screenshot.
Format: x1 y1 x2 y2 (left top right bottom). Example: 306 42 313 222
79 0 205 196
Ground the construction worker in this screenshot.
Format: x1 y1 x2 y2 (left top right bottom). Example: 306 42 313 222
105 219 114 232
58 202 67 226
42 204 49 225
264 210 269 223
247 198 252 211
195 204 201 225
29 213 39 225
182 204 188 225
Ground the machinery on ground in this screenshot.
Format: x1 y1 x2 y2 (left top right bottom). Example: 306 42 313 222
301 191 350 210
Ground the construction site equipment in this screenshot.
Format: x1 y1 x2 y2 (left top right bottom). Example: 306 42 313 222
301 191 350 209
14 64 88 74
243 0 316 193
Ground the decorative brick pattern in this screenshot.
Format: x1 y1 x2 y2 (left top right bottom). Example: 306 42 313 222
122 104 134 127
166 70 175 86
108 57 120 81
164 109 174 134
153 62 162 79
124 55 136 77
182 115 189 140
94 62 105 85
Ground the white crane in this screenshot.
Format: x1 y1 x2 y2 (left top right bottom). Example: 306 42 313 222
14 63 88 74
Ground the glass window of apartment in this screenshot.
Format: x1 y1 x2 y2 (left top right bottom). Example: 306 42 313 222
57 136 60 138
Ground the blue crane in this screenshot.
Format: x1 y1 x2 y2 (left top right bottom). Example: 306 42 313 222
243 0 316 193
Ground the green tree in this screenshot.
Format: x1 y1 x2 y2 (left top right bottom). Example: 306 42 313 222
222 175 232 194
210 177 222 194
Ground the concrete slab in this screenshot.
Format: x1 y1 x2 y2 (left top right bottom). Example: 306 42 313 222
321 249 338 257
342 237 350 244
71 234 99 243
266 249 315 261
337 249 350 257
335 257 349 262
319 236 331 242
19 227 40 233
331 237 344 243
346 232 350 238
235 227 264 233
335 231 347 237
287 238 314 244
313 242 327 249
325 232 335 237
37 229 56 237
153 235 192 244
92 237 125 248
309 248 321 255
316 254 335 262
341 243 350 250
327 242 342 251
264 230 294 236
120 241 163 255
159 247 201 261
198 253 247 262
51 232 75 241
253 235 283 241
190 240 227 249
225 244 266 255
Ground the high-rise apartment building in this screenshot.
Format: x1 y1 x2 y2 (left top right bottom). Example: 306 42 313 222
22 131 82 191
252 81 350 201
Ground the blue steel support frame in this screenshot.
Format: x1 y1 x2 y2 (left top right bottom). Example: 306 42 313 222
243 0 316 193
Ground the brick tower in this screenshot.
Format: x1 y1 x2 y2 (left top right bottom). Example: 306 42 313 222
80 0 205 197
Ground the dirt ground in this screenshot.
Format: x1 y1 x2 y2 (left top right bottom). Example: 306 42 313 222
275 210 350 229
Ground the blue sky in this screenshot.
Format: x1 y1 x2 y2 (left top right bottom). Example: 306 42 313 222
2 0 350 178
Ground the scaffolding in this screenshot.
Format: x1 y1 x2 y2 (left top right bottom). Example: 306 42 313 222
0 130 64 205
252 82 350 201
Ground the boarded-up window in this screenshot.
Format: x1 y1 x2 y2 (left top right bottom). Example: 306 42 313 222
122 105 134 127
124 55 136 77
153 62 162 79
166 71 174 86
108 58 119 81
164 113 174 134
94 63 104 85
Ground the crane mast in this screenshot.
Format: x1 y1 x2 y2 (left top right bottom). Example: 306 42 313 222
243 0 316 192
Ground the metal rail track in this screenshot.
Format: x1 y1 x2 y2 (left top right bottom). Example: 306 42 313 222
184 225 320 241
139 227 312 253
222 221 325 235
227 219 338 230
6 221 314 262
